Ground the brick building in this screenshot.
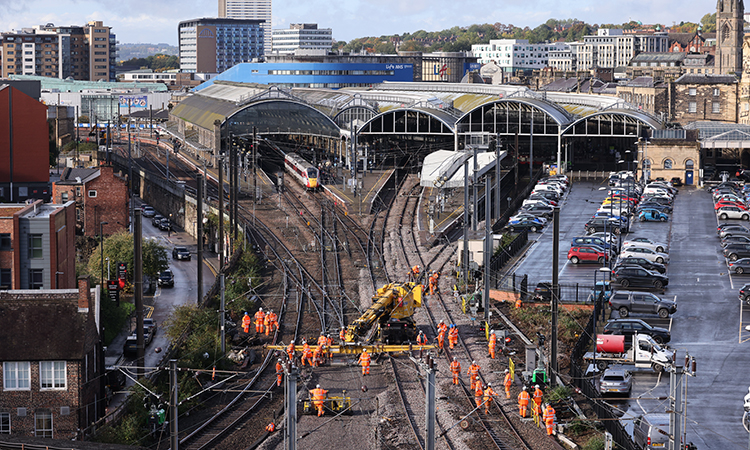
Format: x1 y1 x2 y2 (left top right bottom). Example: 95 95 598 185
0 200 76 290
0 277 102 439
672 74 738 125
52 165 128 237
0 84 51 203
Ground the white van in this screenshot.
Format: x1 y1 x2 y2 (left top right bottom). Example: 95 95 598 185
633 414 670 450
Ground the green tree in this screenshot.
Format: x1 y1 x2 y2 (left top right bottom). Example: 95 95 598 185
87 231 169 292
399 40 426 52
374 41 396 54
701 13 717 32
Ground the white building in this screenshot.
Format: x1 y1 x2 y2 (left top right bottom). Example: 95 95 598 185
577 28 668 71
272 24 332 54
218 0 271 54
471 39 569 74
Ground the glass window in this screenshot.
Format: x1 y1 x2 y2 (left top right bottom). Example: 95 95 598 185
685 159 694 169
29 234 42 258
0 412 9 434
29 269 43 289
713 102 720 114
40 361 66 389
61 192 68 201
688 102 697 113
3 361 31 390
88 190 97 198
0 233 10 250
714 88 720 96
689 87 696 96
0 268 10 289
664 159 673 169
34 411 52 438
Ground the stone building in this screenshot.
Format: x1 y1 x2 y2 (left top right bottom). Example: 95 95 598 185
639 129 701 185
616 77 670 118
672 74 738 125
716 0 744 74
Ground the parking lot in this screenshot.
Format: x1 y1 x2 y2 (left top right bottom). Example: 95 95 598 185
508 180 750 449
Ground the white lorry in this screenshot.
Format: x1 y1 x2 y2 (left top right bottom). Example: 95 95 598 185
583 334 672 373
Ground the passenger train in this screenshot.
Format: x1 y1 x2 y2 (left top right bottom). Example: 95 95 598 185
284 153 319 190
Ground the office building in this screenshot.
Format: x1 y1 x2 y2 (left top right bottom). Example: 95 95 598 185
471 39 569 75
577 29 668 72
218 0 271 54
272 24 332 54
0 21 116 82
179 18 264 73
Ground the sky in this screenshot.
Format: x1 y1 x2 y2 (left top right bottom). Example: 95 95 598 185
0 0 716 46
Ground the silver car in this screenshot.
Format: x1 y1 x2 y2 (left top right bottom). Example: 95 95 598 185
620 246 670 264
621 237 667 254
717 206 750 221
599 366 632 395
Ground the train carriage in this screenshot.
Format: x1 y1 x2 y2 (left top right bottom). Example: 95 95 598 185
284 153 319 191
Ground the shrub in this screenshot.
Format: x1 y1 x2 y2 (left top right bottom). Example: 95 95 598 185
582 434 605 450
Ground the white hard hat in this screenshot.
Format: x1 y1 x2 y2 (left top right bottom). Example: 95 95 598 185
316 384 320 388
522 386 527 390
535 385 540 389
453 357 457 361
259 307 263 311
487 383 492 386
473 360 476 364
505 369 509 373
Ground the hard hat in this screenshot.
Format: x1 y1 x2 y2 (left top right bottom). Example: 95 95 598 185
439 319 444 323
302 340 306 344
488 383 492 387
453 357 457 361
244 311 248 315
472 360 476 364
316 384 320 388
259 307 263 311
535 385 540 389
522 386 527 390
278 359 282 362
505 369 509 373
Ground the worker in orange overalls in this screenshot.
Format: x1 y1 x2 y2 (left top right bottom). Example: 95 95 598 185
242 312 251 333
287 341 296 361
311 384 328 416
436 329 445 351
339 327 346 343
416 330 427 346
532 385 544 417
448 324 459 349
483 383 497 414
266 310 278 334
518 386 530 418
317 332 327 348
264 313 272 336
488 332 497 359
437 319 448 335
358 348 371 375
409 265 420 282
515 296 522 309
265 422 276 432
301 342 313 366
503 369 513 399
312 345 323 367
254 308 266 334
543 403 556 435
467 360 480 391
449 357 461 385
275 359 283 386
474 383 484 408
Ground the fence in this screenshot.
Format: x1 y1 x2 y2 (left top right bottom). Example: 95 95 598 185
492 271 593 303
489 230 528 274
568 170 609 182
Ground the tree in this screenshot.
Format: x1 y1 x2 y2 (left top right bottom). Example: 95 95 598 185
701 13 716 32
373 41 396 54
87 231 169 292
399 40 426 52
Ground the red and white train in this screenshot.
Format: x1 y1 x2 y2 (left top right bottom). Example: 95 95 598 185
284 153 319 190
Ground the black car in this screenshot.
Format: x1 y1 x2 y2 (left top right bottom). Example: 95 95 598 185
608 290 677 318
585 217 628 235
531 190 560 202
172 246 191 260
504 217 545 233
603 318 671 344
614 257 667 274
533 282 561 301
636 202 672 214
670 177 683 187
721 235 750 247
158 269 174 287
723 243 750 261
152 214 165 227
158 219 172 231
612 266 669 289
520 203 554 218
740 284 750 303
123 335 138 356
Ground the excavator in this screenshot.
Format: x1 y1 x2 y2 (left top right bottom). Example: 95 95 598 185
345 282 423 344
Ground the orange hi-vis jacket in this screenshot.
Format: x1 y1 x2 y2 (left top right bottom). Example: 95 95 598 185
359 351 371 366
467 363 480 379
242 314 251 329
255 310 265 324
450 360 461 373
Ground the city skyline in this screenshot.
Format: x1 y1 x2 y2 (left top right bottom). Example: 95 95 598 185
0 0 716 48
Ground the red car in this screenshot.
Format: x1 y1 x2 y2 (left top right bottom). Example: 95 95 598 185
568 245 609 264
715 201 748 211
611 194 638 205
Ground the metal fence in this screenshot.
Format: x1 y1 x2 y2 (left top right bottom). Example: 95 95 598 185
492 271 593 303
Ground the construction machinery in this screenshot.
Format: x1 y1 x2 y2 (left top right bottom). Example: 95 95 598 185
302 391 353 415
345 282 423 344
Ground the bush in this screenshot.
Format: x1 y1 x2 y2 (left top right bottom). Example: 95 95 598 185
581 434 605 450
566 418 589 437
545 385 572 403
101 299 135 345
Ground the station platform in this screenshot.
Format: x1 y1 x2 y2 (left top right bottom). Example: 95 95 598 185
321 169 396 215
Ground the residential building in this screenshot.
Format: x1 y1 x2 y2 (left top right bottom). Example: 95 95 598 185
272 24 332 54
178 18 264 73
716 0 744 74
548 43 578 71
218 0 271 54
626 52 686 80
471 39 569 75
672 74 738 125
52 166 128 237
0 21 116 82
0 84 51 203
0 200 76 290
0 277 103 439
616 77 670 118
668 29 715 55
577 28 669 72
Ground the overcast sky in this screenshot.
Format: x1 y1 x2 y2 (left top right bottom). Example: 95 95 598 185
0 0 715 46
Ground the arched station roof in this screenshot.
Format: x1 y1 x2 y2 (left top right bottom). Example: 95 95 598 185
225 99 341 138
358 106 459 136
561 109 661 137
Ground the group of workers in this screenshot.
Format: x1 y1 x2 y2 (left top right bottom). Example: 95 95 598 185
406 265 442 296
241 308 278 336
517 385 556 435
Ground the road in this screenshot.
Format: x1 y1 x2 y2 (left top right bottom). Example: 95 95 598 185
508 181 750 449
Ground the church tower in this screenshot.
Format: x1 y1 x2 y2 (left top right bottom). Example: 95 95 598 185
716 0 745 74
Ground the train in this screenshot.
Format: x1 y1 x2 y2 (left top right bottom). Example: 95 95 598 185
284 153 319 190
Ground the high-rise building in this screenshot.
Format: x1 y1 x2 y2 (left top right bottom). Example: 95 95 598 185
0 21 116 81
716 0 744 74
272 24 332 54
218 0 271 54
179 18 264 73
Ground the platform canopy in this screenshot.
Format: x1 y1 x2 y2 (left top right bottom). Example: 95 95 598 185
420 149 504 188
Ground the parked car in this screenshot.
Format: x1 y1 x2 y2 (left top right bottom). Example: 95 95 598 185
599 366 633 395
723 243 750 261
670 177 682 187
594 211 630 228
584 217 628 235
158 219 172 231
728 258 750 274
614 257 667 274
172 246 191 260
717 206 750 221
568 245 609 264
620 246 669 264
621 237 668 254
152 214 165 227
141 206 156 218
530 190 560 202
714 200 748 211
586 280 614 302
158 269 174 287
603 318 671 344
722 235 750 247
571 236 616 254
636 202 672 214
740 284 750 303
509 212 547 225
123 335 138 356
520 203 554 218
143 327 153 345
612 266 670 290
608 290 676 317
505 217 545 232
527 194 558 206
143 317 157 336
522 198 554 208
638 209 669 222
633 414 670 450
590 231 619 246
533 282 560 301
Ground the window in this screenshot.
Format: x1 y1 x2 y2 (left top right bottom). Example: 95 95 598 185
29 269 43 289
3 361 30 390
688 102 697 113
0 412 9 434
0 269 10 289
40 361 66 389
88 190 97 198
664 159 673 169
34 411 52 438
713 102 720 114
685 159 695 169
0 233 10 250
714 88 720 97
29 234 42 258
61 192 68 201
689 87 696 96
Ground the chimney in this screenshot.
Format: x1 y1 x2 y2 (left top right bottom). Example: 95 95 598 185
77 276 91 310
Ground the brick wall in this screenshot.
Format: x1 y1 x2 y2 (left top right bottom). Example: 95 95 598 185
673 82 738 125
82 166 128 237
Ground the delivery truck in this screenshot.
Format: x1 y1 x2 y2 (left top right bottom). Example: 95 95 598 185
583 334 672 372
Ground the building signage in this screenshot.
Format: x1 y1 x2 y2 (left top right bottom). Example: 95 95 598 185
119 96 148 108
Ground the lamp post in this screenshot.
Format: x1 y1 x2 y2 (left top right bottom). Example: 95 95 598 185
592 266 612 372
168 213 173 238
100 222 108 288
105 257 110 281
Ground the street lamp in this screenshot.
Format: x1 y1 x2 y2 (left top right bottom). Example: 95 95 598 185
168 213 173 238
100 222 108 288
592 266 612 372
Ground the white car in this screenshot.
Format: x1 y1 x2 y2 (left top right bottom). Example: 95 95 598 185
717 206 750 221
590 231 619 246
620 246 670 264
522 198 554 208
534 184 563 195
622 237 668 254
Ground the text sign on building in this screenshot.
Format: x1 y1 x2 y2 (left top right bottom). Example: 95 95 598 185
119 96 148 108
